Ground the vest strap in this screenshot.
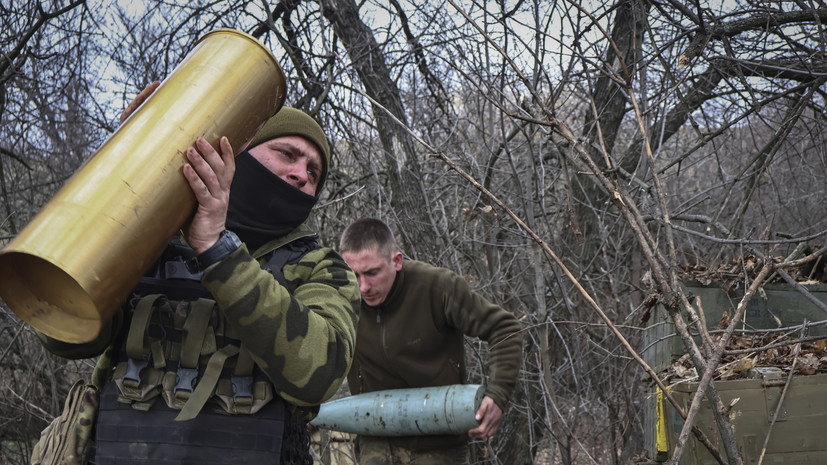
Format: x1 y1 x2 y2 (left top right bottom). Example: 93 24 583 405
120 294 165 393
125 294 163 360
235 344 255 376
232 345 255 405
180 298 214 369
175 344 240 421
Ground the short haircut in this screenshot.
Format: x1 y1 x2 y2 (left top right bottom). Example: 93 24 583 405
339 218 397 259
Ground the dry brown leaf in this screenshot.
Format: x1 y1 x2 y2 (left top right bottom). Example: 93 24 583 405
732 335 750 349
718 311 731 329
765 348 779 364
674 364 695 379
718 366 734 379
732 356 754 373
661 318 827 382
678 250 826 285
800 353 819 368
799 364 817 375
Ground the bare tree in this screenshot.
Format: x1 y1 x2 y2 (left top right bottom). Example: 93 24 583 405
1 2 103 462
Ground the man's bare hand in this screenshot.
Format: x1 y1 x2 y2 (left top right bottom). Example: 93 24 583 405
182 136 235 253
468 395 503 439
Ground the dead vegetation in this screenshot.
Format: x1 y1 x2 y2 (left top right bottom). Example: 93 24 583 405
662 331 827 384
677 247 827 289
660 249 827 385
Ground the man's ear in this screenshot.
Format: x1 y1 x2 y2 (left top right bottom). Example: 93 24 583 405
391 251 403 271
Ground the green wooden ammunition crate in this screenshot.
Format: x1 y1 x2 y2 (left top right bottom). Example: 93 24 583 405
662 370 827 465
642 282 827 464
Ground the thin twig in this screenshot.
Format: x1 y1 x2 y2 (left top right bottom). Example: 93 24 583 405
775 268 827 315
0 320 25 365
695 296 714 357
8 386 53 423
757 321 806 465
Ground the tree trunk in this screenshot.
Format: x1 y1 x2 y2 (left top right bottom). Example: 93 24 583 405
319 0 439 255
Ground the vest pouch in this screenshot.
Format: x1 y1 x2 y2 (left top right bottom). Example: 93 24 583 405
112 358 164 408
214 377 275 414
113 293 279 420
111 294 171 410
153 297 222 417
161 369 191 410
30 380 99 465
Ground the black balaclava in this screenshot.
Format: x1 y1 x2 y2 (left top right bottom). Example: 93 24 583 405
225 151 317 250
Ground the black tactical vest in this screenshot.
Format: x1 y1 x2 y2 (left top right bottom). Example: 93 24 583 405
90 236 320 465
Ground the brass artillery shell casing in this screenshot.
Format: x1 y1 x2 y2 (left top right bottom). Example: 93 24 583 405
0 29 286 343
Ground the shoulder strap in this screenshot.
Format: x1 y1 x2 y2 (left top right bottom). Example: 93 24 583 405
263 235 321 287
138 235 321 295
134 238 210 300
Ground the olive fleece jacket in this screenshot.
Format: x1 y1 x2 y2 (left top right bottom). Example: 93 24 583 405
347 260 522 446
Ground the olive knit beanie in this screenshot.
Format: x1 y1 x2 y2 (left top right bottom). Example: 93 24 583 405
248 106 331 194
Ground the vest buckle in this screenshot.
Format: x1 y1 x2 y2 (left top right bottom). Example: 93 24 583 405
231 376 253 402
123 356 150 387
174 367 199 395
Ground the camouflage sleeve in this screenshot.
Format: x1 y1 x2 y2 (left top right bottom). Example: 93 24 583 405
201 244 360 407
440 271 523 410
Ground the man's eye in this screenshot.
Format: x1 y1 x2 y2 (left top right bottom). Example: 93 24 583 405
308 170 318 180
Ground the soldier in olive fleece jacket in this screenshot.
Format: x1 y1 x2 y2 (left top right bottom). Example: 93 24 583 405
33 82 359 465
340 218 522 464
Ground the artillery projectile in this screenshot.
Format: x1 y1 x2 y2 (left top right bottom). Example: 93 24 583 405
310 384 484 436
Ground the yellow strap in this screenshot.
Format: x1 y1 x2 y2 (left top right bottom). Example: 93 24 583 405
656 386 669 454
125 294 164 360
175 344 240 421
179 298 214 369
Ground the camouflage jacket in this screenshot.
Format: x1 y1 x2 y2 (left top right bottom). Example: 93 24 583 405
40 224 360 419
